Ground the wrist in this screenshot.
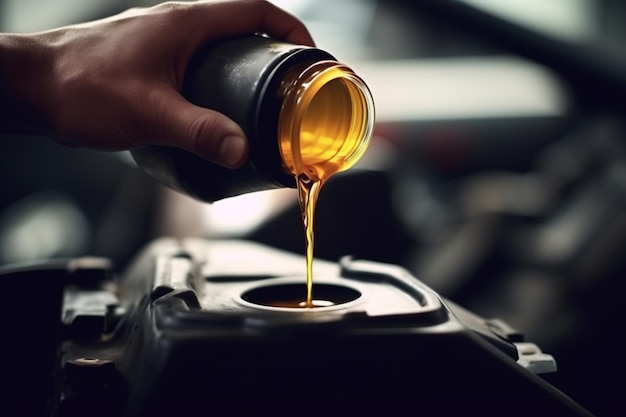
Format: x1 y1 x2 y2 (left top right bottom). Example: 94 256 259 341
0 32 57 136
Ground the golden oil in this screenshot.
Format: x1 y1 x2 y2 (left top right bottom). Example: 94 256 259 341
278 62 375 307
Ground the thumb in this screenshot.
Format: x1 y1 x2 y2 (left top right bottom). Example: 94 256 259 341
154 93 249 168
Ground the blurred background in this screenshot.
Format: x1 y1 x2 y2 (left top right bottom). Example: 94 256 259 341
1 1 625 416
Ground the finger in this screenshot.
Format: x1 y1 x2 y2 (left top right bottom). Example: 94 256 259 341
188 0 315 46
150 90 249 168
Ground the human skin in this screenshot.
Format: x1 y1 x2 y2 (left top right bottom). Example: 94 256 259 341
0 0 314 168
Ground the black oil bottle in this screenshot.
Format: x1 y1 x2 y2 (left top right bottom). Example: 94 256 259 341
130 34 375 202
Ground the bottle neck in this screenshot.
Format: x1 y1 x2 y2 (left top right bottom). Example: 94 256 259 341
277 60 375 183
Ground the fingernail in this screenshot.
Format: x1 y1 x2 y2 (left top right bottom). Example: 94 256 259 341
219 135 247 168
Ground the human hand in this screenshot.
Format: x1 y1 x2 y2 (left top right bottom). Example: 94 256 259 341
0 0 314 168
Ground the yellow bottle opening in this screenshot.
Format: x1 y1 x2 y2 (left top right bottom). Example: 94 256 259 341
278 61 375 181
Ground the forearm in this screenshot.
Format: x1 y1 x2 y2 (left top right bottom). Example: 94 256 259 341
0 32 57 136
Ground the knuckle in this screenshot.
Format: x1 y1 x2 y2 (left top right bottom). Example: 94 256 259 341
153 1 192 15
235 0 272 13
251 0 273 12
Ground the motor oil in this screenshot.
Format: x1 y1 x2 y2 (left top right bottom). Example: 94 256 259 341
131 35 375 307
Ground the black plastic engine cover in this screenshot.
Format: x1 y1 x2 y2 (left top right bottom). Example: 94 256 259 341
1 238 594 417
